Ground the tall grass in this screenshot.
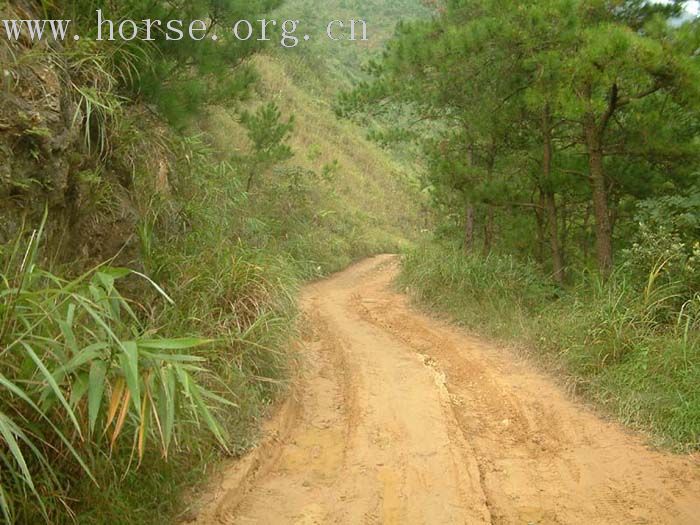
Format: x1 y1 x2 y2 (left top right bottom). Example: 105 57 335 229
61 136 304 523
399 241 700 450
0 217 235 523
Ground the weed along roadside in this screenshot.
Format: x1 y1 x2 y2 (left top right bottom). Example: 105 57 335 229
2 0 700 523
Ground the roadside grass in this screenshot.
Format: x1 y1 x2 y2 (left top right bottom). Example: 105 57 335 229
398 241 700 451
0 158 300 523
0 223 246 523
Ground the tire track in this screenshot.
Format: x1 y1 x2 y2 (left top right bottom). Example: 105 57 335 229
189 255 700 525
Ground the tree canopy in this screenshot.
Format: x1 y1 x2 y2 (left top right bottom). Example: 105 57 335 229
344 0 700 280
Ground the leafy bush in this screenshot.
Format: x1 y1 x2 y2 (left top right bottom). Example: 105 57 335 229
622 194 700 310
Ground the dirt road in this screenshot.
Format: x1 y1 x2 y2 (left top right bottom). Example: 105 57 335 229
191 255 700 524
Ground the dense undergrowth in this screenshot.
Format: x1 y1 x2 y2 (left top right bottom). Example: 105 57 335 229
399 241 700 451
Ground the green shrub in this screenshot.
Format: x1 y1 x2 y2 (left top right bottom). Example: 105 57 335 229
622 194 700 314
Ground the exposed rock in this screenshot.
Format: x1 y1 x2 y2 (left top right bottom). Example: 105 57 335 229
0 4 172 270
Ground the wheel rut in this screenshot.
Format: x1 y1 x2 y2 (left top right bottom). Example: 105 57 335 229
189 255 700 525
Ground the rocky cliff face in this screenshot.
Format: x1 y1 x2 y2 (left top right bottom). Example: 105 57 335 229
0 3 169 267
1 8 79 237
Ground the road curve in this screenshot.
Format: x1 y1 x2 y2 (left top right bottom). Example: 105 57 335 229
191 255 700 525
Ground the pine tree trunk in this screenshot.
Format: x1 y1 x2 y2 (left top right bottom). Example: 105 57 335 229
584 116 613 276
534 194 545 263
542 108 565 284
582 204 591 262
482 150 496 255
543 192 564 284
464 204 475 253
560 203 569 268
483 205 494 255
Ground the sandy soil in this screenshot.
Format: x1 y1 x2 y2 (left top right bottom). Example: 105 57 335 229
189 255 700 524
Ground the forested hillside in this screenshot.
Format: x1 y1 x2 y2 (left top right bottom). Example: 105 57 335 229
344 0 700 449
0 0 426 522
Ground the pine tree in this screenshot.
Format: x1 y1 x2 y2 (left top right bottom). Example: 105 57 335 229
345 0 700 277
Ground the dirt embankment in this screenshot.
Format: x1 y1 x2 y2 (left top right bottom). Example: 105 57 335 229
189 255 700 525
1 3 169 265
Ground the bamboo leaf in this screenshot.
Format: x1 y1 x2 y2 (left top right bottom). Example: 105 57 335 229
137 337 216 350
137 392 149 461
0 373 95 484
190 383 229 451
0 482 12 524
105 377 125 430
110 389 131 449
21 342 83 439
0 413 35 491
58 318 78 356
55 342 108 378
88 360 108 434
120 341 141 413
162 367 176 453
70 372 90 407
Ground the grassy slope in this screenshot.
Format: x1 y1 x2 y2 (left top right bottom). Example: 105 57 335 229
202 0 433 274
203 53 424 274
